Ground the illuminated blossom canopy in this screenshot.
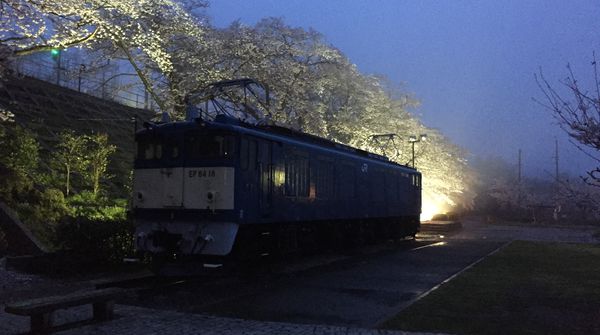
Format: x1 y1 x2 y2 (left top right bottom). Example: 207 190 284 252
0 0 207 110
0 2 476 216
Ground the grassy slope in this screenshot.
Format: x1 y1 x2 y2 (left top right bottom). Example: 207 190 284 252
381 241 600 335
0 75 155 196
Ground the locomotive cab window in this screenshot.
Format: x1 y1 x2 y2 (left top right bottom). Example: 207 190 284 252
136 136 163 160
169 140 179 159
185 131 235 159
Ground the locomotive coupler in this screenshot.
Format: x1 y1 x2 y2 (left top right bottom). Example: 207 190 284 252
151 230 183 254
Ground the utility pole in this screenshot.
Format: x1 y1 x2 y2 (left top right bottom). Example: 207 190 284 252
518 148 522 183
51 49 62 85
56 51 61 85
410 139 416 168
552 138 561 222
517 149 522 203
554 138 559 194
78 64 86 92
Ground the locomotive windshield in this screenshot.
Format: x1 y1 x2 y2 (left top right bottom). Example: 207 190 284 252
185 131 236 159
136 135 179 161
137 137 163 160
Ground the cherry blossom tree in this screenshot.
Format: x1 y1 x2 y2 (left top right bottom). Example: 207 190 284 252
210 18 344 127
1 3 478 215
0 0 207 112
208 19 476 214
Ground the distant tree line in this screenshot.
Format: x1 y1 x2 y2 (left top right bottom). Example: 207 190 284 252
471 155 600 223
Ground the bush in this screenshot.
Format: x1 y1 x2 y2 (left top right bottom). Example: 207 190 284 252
0 122 133 264
0 227 7 257
10 188 68 249
66 191 127 222
0 162 33 204
54 216 134 265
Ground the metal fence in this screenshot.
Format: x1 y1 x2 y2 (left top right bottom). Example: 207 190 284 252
12 55 158 111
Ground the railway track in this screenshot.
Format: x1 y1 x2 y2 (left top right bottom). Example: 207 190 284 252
93 240 434 309
89 238 440 313
90 268 270 312
93 270 219 295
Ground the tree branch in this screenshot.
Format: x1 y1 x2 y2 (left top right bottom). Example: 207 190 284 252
13 27 100 56
113 38 167 112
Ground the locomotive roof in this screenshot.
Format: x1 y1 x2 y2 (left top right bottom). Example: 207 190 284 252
138 115 418 173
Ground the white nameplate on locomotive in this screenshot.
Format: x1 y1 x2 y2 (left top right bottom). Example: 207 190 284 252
188 169 216 178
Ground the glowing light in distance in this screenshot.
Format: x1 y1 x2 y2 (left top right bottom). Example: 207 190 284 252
421 201 441 221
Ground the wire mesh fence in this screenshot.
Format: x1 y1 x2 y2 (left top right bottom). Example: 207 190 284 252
12 54 158 111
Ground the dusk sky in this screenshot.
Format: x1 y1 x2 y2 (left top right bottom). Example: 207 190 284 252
206 0 600 178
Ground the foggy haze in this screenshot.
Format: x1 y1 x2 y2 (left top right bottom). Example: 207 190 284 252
207 0 600 179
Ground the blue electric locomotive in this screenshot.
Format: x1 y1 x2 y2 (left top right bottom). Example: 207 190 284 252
132 80 421 263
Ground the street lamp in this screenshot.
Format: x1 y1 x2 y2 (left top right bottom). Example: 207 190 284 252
50 48 62 85
408 134 427 168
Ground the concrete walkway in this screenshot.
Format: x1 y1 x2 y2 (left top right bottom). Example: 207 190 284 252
1 304 446 335
449 218 599 243
2 218 597 335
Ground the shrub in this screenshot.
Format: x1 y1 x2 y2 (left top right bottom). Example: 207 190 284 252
0 125 40 182
0 227 7 257
66 191 127 222
54 216 134 265
10 188 68 249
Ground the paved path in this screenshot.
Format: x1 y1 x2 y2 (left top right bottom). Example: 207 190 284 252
449 218 599 243
2 240 491 335
186 240 502 328
1 218 597 334
0 304 446 335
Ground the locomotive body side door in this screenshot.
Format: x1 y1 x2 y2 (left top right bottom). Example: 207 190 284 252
258 140 273 218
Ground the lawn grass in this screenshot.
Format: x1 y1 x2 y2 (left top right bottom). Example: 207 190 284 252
380 241 600 335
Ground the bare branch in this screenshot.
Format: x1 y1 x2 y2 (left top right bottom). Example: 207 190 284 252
114 38 167 112
536 57 600 186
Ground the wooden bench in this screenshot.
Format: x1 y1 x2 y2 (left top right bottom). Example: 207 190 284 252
4 287 125 333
